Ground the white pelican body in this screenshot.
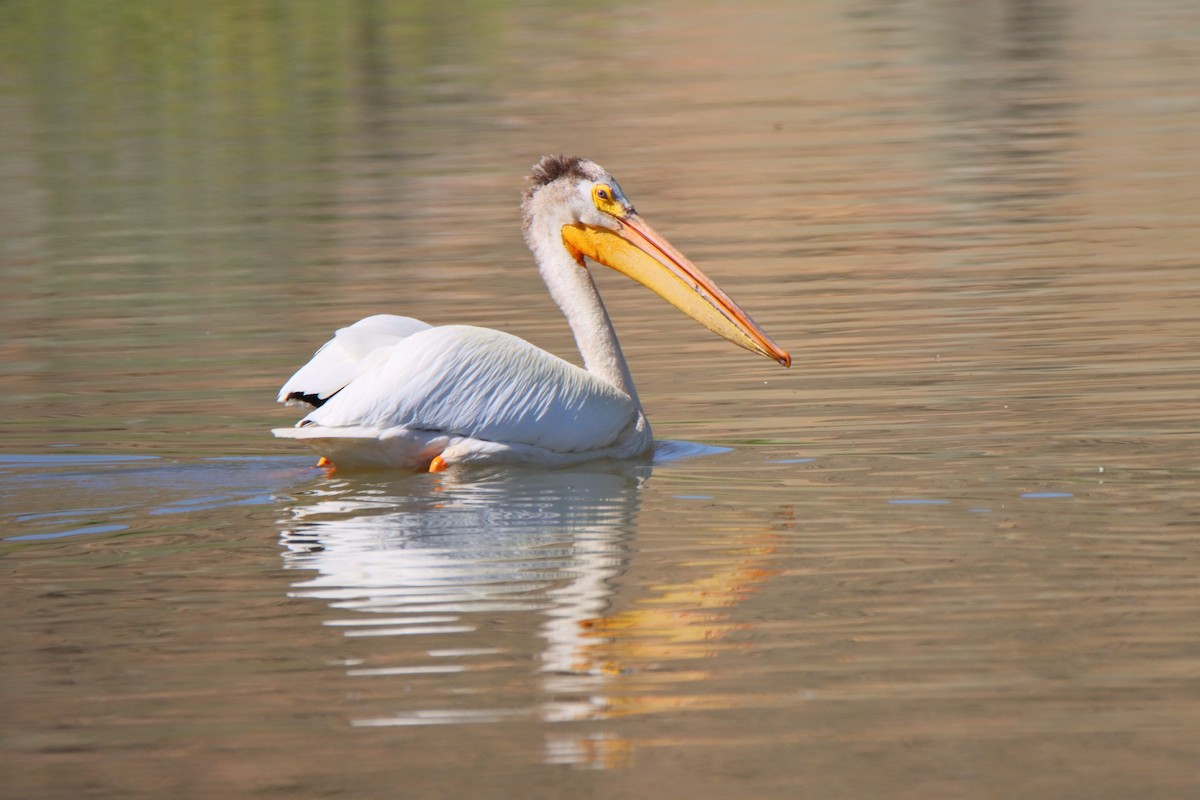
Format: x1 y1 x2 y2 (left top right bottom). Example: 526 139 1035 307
274 156 789 470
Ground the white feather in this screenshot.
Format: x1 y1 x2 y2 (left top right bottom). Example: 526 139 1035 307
275 325 643 467
277 314 431 405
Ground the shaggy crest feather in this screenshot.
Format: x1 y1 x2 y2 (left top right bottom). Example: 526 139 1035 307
523 155 606 200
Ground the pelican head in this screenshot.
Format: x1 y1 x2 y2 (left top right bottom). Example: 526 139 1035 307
521 155 790 367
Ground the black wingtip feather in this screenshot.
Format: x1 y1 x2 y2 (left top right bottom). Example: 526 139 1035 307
287 391 328 408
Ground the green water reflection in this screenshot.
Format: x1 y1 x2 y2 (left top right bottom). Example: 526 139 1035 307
2 1 620 455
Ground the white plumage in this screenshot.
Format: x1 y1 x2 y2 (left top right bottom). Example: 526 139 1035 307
275 325 644 468
277 314 431 408
273 156 789 471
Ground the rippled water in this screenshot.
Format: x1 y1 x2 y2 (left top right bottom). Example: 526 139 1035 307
3 1 1199 798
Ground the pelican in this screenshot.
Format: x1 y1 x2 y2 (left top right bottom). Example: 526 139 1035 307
273 155 790 470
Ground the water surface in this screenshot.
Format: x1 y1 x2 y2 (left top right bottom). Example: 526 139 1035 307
2 1 1199 798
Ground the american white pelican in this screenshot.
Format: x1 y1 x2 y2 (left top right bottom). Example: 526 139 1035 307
273 156 789 470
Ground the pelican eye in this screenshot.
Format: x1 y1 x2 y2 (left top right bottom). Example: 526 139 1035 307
591 183 623 216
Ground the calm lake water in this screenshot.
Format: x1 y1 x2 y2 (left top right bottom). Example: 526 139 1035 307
2 1 1199 798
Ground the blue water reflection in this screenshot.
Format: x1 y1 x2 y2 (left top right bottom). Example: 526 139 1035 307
1 455 311 541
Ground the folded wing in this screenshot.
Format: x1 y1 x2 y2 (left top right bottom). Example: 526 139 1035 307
278 314 433 407
289 325 639 455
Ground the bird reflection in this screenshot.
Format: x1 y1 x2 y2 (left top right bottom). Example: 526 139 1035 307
277 449 781 769
281 460 643 648
279 462 645 744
